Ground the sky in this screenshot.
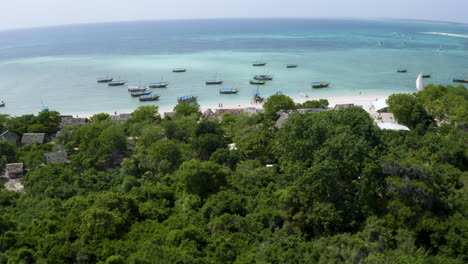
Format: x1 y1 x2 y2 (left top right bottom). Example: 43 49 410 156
1 0 467 30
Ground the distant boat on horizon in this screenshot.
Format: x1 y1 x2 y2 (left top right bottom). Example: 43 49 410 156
253 62 267 66
286 64 298 68
397 68 408 73
173 68 186 72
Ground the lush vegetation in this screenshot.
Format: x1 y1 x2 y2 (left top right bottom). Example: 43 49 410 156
0 86 466 263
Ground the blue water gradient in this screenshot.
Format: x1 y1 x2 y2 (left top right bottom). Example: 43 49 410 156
0 19 467 115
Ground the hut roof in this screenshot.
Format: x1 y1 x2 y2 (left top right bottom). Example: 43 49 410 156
203 109 216 118
111 113 132 121
44 151 68 164
377 122 410 131
59 116 88 128
372 98 389 112
0 130 19 142
21 133 46 145
6 163 24 175
334 104 356 110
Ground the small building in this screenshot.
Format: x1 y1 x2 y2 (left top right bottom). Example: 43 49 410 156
59 115 88 129
334 104 355 110
377 122 410 131
372 98 389 113
6 163 24 179
0 130 20 146
203 109 216 119
275 108 330 128
44 151 68 164
111 113 132 122
21 133 46 145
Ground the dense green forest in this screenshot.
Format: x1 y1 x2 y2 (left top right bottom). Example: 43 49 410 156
0 84 466 263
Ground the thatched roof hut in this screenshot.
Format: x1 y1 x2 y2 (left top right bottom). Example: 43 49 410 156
6 163 24 179
0 130 20 146
203 109 216 119
59 115 88 128
111 113 132 122
44 151 68 164
21 133 46 145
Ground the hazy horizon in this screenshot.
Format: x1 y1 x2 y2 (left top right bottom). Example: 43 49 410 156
1 0 468 31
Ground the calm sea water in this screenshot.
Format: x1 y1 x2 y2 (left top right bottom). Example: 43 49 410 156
0 19 467 115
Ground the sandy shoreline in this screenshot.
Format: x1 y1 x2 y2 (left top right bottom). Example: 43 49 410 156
71 93 390 118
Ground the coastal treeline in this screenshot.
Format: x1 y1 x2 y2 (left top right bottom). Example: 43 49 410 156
0 85 467 263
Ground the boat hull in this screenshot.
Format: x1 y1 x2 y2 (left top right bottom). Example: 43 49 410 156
206 81 223 85
250 81 266 85
173 69 186 72
139 95 160 101
131 91 151 97
149 84 168 88
286 65 298 68
108 82 126 86
253 63 267 66
97 78 113 83
253 75 273 81
312 83 330 88
453 78 468 83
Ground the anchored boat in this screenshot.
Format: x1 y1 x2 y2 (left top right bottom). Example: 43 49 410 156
252 91 264 103
139 94 160 101
253 62 267 66
254 75 273 81
97 73 113 83
108 80 126 86
453 77 468 83
250 80 266 85
173 68 186 72
422 73 432 78
206 80 224 85
128 85 147 92
178 95 197 102
397 68 408 73
286 64 298 68
130 90 151 97
312 82 330 88
149 82 169 88
219 88 239 94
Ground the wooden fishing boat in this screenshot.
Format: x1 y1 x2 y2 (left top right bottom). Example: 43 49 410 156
252 62 267 66
286 64 298 68
250 80 266 85
130 90 151 97
97 77 113 83
422 73 431 78
149 82 169 88
128 85 147 92
252 91 264 103
312 82 330 88
178 95 197 102
397 68 408 73
254 75 273 81
453 77 468 83
139 94 160 101
97 73 113 83
206 80 224 85
219 88 239 94
0 101 5 107
108 80 126 86
173 68 186 72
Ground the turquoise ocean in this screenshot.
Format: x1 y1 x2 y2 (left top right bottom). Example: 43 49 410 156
0 19 467 115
